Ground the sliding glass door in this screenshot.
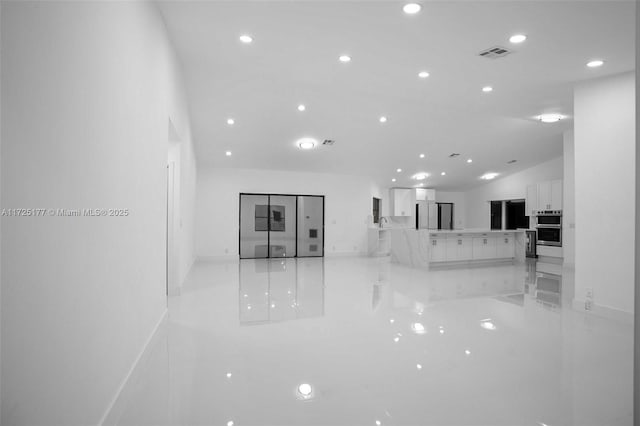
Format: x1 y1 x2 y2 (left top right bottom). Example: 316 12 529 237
239 194 270 259
297 195 324 257
239 193 324 259
267 195 297 258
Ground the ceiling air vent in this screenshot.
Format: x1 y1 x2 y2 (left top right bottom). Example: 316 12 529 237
478 46 512 59
448 153 460 158
507 159 517 164
322 139 335 146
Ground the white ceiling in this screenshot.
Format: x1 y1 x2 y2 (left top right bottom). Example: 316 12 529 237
158 1 635 190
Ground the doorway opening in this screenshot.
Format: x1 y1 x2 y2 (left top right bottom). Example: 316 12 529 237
437 202 454 230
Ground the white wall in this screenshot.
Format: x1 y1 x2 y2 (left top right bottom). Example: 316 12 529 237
1 2 195 425
167 88 198 289
574 71 635 315
196 168 382 257
563 130 575 266
464 157 564 229
635 3 640 413
436 191 467 229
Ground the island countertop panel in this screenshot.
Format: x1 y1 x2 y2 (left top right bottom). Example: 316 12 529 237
388 228 527 269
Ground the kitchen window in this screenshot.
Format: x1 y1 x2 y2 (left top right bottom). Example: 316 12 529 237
373 197 381 224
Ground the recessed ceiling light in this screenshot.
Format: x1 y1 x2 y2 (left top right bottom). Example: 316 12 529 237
509 34 527 43
297 383 313 398
375 421 382 426
339 55 351 63
226 372 232 378
418 182 424 186
538 114 563 123
480 320 497 330
465 349 471 355
391 178 396 182
482 86 493 92
467 159 473 163
416 364 423 370
403 3 421 14
227 118 235 125
297 137 318 150
396 168 402 173
419 153 425 158
411 322 426 334
414 173 427 180
480 172 499 180
379 116 387 123
441 172 446 176
225 151 232 156
418 71 430 78
586 59 604 68
239 34 253 44
227 422 234 426
297 104 306 112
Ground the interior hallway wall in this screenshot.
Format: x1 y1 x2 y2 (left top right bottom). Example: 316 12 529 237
196 168 383 258
562 130 575 267
464 156 564 229
574 71 635 316
634 1 640 417
167 93 198 290
1 2 195 425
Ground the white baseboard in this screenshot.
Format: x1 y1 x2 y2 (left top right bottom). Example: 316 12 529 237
326 251 367 258
197 254 239 262
572 299 634 325
99 309 168 426
198 253 368 260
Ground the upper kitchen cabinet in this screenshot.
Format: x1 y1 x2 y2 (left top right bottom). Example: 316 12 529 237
415 188 436 202
526 180 563 214
550 180 563 210
390 188 413 216
525 184 538 216
538 180 563 211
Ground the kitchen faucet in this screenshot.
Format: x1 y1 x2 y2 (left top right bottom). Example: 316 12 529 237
379 216 388 228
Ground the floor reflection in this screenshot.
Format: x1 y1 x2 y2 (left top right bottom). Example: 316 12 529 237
114 256 632 426
239 258 324 325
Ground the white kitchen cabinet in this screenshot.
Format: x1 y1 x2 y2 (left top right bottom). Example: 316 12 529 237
496 232 515 258
390 188 413 216
538 181 551 211
472 235 497 260
550 180 563 210
445 234 473 261
429 236 447 261
527 180 563 213
525 184 538 216
415 188 436 202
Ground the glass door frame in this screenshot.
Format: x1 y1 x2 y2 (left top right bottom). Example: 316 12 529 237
239 193 325 259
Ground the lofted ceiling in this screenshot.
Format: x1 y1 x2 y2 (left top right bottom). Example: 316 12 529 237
157 1 635 190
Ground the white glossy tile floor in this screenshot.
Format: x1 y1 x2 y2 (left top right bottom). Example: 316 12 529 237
114 257 633 426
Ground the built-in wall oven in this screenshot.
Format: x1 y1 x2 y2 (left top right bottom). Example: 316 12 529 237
535 210 562 246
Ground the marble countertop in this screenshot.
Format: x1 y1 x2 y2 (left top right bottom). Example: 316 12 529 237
428 229 526 234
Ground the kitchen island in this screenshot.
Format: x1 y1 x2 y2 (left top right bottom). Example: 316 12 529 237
389 228 526 270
